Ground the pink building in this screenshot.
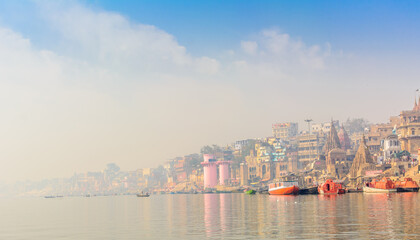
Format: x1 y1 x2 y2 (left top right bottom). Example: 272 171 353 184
201 154 218 189
218 161 231 185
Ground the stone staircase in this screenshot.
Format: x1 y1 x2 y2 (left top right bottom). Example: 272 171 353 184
405 164 420 182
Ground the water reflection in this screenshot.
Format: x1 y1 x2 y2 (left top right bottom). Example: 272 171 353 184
4 193 419 239
201 192 420 239
204 194 219 237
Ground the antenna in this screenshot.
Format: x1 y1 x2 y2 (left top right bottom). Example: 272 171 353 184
304 119 313 135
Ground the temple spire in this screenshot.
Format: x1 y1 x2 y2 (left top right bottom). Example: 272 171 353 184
417 96 420 111
415 96 420 111
338 124 351 150
323 119 341 154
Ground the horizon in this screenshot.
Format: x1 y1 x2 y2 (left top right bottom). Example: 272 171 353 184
0 0 420 182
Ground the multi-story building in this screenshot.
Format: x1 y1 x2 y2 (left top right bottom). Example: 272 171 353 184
234 139 251 150
297 134 322 167
272 122 298 140
398 98 420 159
365 123 393 156
383 133 401 162
311 120 340 134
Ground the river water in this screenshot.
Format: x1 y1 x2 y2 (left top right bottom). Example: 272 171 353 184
1 193 419 239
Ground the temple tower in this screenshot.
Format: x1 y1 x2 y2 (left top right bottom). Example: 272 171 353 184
348 135 376 186
201 154 218 189
218 161 231 185
323 119 342 156
338 125 351 150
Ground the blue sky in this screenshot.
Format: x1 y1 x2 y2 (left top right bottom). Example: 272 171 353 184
0 0 419 181
1 0 420 57
89 0 420 56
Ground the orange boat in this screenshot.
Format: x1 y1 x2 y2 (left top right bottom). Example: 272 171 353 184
395 178 419 192
363 177 397 193
268 181 299 195
318 179 344 195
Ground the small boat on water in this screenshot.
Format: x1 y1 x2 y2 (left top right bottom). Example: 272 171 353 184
347 188 363 193
298 186 318 195
137 193 150 197
268 181 299 195
395 178 419 192
44 195 63 198
318 179 344 195
363 177 397 193
245 189 256 195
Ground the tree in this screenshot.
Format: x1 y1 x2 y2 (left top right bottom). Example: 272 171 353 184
184 153 202 173
106 163 120 174
344 118 370 134
200 145 222 155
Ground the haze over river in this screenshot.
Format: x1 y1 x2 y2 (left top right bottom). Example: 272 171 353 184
1 193 419 239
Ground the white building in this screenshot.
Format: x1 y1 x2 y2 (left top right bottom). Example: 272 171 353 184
383 134 401 161
311 120 340 134
234 139 251 150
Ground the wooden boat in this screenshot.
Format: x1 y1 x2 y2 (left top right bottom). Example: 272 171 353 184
216 190 232 193
268 181 299 195
298 186 318 195
136 193 150 197
363 186 397 193
363 177 397 193
395 178 420 192
318 179 344 195
347 188 363 193
245 189 256 195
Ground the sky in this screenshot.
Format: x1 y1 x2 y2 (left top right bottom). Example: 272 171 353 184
0 0 419 182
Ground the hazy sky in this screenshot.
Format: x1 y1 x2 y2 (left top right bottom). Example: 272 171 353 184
0 0 419 182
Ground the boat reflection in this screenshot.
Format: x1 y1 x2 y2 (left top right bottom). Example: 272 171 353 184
201 192 420 239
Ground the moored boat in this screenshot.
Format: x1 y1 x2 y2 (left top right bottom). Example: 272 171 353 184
347 188 363 193
395 178 420 192
137 192 150 197
245 189 256 195
318 179 344 195
298 186 318 195
363 186 397 193
269 181 299 195
363 177 397 193
338 188 346 194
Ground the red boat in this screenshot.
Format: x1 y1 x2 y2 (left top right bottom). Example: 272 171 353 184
395 178 419 192
269 181 299 195
363 177 397 193
318 179 345 195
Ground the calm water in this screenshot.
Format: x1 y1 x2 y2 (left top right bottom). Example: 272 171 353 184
1 193 420 239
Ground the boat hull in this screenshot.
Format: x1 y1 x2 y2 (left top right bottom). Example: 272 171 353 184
397 187 419 192
245 190 256 195
319 189 339 195
269 185 299 195
298 186 318 195
136 194 150 197
347 189 363 193
363 186 397 193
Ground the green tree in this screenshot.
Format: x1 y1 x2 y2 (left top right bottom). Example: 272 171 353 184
344 118 370 134
200 145 222 155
